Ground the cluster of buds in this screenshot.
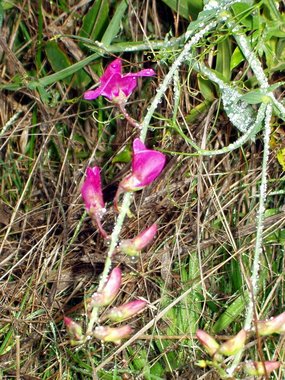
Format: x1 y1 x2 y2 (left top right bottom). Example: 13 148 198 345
65 267 147 345
64 59 164 346
196 311 285 378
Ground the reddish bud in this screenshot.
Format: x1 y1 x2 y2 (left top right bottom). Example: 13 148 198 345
93 325 132 344
256 311 285 336
119 224 157 256
218 329 247 356
104 300 147 322
243 361 281 376
196 329 220 356
81 166 107 237
64 316 83 341
90 268 122 307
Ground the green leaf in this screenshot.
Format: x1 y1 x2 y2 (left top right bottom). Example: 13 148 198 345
215 37 232 82
230 46 244 70
101 0 128 47
213 294 248 333
198 75 216 101
79 0 109 41
162 0 203 20
240 90 270 105
45 41 90 88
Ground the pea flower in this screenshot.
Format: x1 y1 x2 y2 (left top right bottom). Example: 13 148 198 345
114 139 166 209
243 361 281 376
83 58 155 104
256 311 285 336
102 300 147 322
93 325 132 344
88 267 122 308
118 224 158 256
81 166 107 237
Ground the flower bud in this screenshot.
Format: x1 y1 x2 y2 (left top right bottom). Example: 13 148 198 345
119 224 157 256
103 300 147 322
81 166 107 237
218 329 246 356
64 316 83 342
243 361 280 376
196 329 220 356
256 311 285 336
93 325 132 344
90 268 121 307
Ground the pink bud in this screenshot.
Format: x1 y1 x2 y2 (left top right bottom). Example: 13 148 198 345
119 139 166 192
218 329 246 356
243 361 281 376
93 325 132 344
119 224 157 256
104 300 147 322
196 329 220 356
90 268 122 307
81 166 107 237
64 316 83 341
256 311 285 336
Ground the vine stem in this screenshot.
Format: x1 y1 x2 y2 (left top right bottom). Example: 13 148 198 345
227 103 272 376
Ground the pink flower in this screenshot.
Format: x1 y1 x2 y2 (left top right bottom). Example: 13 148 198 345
120 139 166 191
81 166 107 237
114 139 166 210
256 311 285 336
243 361 281 376
93 325 132 344
103 300 147 322
83 58 155 103
118 224 158 256
89 267 122 308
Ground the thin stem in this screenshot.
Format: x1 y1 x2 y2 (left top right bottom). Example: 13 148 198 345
117 103 142 129
228 104 272 376
86 193 132 334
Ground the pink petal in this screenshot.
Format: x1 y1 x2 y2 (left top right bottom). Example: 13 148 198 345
133 138 147 153
117 76 138 98
124 68 156 77
133 149 166 186
83 87 104 100
100 58 122 84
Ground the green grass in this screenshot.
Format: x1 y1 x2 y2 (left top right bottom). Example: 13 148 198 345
0 0 285 379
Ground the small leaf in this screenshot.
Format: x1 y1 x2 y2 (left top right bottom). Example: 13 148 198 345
241 90 269 104
79 0 109 41
230 46 244 71
276 148 285 171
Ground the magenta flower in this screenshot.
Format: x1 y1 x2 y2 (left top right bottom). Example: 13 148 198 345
115 139 166 209
118 224 158 256
103 300 147 322
93 325 132 344
83 58 155 103
81 166 107 237
121 139 166 191
89 267 122 308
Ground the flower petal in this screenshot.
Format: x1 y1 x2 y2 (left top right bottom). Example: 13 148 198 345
125 68 156 77
81 166 105 213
